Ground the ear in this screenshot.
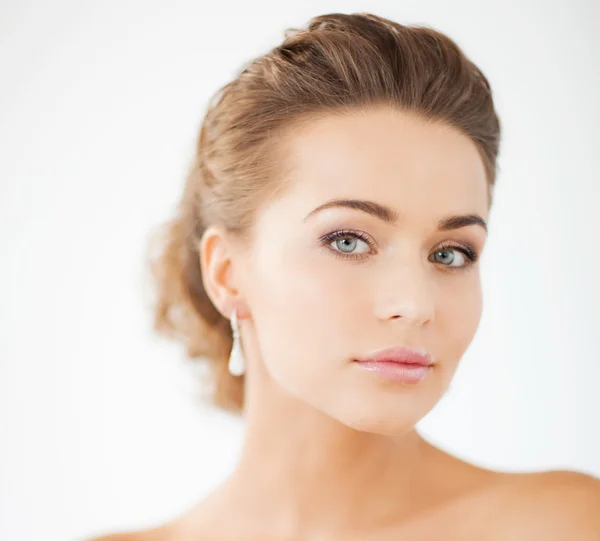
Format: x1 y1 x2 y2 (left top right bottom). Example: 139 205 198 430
198 224 243 319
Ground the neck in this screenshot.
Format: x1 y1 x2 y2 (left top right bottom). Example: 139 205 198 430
221 359 434 539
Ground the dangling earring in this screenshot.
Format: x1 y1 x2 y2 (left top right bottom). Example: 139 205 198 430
228 308 245 376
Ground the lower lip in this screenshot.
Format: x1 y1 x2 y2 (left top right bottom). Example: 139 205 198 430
354 361 431 383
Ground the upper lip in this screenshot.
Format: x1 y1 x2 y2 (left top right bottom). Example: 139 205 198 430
355 346 434 366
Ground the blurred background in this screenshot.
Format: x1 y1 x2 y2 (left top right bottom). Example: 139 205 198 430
1 1 598 540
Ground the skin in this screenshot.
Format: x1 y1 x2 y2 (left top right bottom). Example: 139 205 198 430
88 107 600 541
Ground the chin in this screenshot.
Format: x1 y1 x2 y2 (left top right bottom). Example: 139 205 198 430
333 409 422 436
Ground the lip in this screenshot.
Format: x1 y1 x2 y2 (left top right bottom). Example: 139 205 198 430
355 346 434 366
353 346 434 383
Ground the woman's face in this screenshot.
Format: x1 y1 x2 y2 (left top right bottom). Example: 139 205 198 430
238 106 489 435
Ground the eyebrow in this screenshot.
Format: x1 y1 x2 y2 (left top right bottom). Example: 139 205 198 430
303 198 488 233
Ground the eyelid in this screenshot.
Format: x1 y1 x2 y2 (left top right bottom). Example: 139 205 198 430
319 228 377 249
435 240 479 262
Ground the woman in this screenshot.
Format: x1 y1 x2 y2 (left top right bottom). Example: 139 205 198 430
91 11 600 541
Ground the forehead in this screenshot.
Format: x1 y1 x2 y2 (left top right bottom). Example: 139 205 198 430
277 107 489 218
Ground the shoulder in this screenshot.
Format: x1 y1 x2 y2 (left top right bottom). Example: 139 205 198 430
83 524 172 541
494 469 600 539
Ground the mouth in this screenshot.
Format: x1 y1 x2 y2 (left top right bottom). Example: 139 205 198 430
355 345 434 366
353 346 434 383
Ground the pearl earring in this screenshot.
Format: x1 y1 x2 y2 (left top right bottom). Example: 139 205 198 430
228 308 245 376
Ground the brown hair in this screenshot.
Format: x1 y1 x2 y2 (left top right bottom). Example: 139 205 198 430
145 12 501 413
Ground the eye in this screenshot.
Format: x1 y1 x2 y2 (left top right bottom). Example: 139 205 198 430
429 242 478 270
319 230 479 270
319 229 375 259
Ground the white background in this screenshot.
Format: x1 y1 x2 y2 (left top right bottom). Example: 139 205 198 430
1 1 599 540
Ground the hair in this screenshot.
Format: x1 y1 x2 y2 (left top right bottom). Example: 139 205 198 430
145 12 501 414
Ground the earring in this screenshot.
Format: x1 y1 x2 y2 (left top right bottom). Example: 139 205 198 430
228 308 245 376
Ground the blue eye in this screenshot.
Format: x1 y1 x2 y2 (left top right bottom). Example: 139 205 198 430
320 229 375 259
332 236 370 254
319 229 479 270
432 248 465 266
430 242 478 269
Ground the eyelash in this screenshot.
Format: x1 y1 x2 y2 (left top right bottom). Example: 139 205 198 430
319 228 479 271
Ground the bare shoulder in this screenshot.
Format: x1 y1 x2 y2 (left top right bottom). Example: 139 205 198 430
492 469 600 539
83 524 172 541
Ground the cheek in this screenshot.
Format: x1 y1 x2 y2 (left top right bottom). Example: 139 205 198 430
438 275 483 363
248 248 358 385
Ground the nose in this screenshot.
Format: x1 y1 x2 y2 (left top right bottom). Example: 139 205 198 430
373 260 435 327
